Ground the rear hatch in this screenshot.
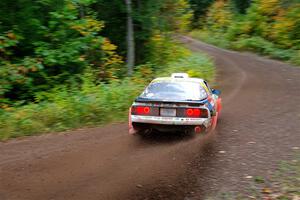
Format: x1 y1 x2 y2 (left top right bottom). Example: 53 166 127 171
131 99 209 118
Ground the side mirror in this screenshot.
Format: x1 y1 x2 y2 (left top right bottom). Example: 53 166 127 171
212 89 221 96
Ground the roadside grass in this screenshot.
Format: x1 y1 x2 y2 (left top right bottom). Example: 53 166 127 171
189 30 300 66
0 48 215 140
189 31 232 49
205 154 300 200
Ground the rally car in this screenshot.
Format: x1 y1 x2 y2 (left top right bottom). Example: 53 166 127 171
129 73 222 135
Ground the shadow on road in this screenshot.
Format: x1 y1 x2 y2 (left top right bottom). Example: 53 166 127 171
134 130 196 145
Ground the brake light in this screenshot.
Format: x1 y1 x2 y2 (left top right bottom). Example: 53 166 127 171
185 108 208 118
186 108 200 117
132 106 151 115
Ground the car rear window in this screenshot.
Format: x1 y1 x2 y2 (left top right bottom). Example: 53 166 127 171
140 81 208 101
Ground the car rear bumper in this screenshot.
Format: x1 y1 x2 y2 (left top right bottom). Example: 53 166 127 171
131 115 211 127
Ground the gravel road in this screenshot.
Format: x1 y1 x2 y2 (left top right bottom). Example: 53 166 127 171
0 37 299 200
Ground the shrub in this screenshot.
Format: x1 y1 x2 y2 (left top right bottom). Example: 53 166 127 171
161 54 214 82
290 50 300 66
231 36 275 54
231 36 297 61
190 0 300 67
189 30 231 49
191 31 300 66
0 50 215 140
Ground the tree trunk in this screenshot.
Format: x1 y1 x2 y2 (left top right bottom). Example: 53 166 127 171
79 4 85 18
125 0 135 75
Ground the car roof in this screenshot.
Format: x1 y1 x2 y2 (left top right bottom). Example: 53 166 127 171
151 77 205 84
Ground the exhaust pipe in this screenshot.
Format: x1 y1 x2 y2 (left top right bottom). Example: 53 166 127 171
194 126 202 134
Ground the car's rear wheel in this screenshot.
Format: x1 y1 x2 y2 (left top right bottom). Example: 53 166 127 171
208 112 219 132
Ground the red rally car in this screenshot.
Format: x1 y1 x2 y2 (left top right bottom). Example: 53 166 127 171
129 73 222 135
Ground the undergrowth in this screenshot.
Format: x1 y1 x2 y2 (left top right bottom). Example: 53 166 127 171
0 47 214 140
190 30 300 66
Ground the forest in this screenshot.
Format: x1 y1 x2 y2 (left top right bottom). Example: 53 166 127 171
0 0 299 139
191 0 300 65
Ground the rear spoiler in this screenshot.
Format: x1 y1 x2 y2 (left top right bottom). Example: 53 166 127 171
135 97 208 105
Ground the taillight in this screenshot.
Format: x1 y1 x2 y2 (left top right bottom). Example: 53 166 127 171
132 106 151 115
185 108 208 118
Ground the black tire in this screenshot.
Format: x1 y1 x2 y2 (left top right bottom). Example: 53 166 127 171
137 128 153 136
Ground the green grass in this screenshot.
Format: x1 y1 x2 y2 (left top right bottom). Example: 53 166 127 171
0 50 215 140
190 30 300 66
189 30 231 49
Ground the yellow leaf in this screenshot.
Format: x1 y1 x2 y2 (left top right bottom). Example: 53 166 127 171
262 188 272 194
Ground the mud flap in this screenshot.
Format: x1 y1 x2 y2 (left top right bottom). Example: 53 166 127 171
217 98 222 114
128 107 138 134
209 111 218 132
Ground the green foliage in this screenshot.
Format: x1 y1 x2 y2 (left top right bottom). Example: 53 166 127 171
231 36 277 54
231 36 298 61
162 0 193 33
93 0 192 64
231 0 251 14
0 0 195 107
205 0 233 33
189 30 231 48
191 0 300 66
0 0 65 51
0 0 125 106
271 5 300 48
0 0 215 139
188 0 214 27
0 31 44 104
254 176 265 184
0 80 142 139
0 46 215 140
160 54 214 82
147 33 191 66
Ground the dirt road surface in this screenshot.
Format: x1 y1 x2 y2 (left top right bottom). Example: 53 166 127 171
1 37 299 200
